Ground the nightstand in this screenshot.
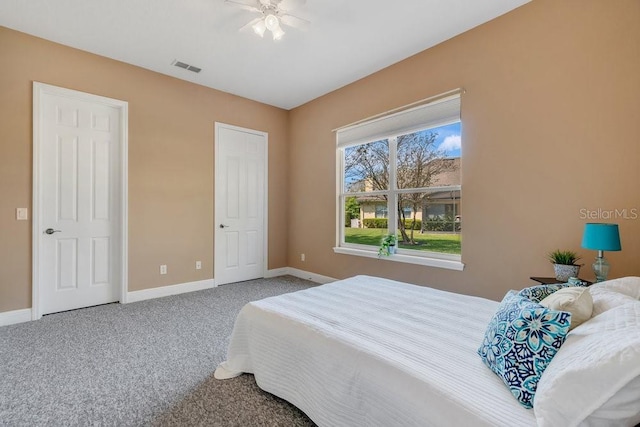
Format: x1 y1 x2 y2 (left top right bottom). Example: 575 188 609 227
530 276 593 286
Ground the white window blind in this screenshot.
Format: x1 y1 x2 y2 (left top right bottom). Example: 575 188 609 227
337 93 461 148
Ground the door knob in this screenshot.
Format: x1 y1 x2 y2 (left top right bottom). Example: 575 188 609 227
45 228 61 235
219 224 229 228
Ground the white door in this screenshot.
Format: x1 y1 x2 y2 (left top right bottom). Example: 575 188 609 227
35 84 125 315
215 124 267 286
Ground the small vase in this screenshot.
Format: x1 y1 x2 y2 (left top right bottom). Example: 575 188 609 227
388 245 396 255
553 264 580 282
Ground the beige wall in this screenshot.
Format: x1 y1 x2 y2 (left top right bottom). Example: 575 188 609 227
288 0 640 300
0 26 289 312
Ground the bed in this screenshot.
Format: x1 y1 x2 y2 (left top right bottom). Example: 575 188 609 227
215 275 640 426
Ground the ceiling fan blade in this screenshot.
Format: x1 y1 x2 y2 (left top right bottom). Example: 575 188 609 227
278 0 307 11
239 17 262 32
224 0 261 13
280 13 310 29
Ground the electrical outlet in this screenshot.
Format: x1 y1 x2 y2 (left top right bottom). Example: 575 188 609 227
195 261 202 270
160 265 167 275
301 253 305 262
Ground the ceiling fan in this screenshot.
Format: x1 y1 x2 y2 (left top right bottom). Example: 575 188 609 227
225 0 310 40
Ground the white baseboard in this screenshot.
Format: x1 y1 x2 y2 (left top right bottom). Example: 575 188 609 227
1 270 331 326
283 267 337 284
0 308 33 327
264 267 289 278
126 279 216 303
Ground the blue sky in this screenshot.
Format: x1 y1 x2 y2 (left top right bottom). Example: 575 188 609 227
433 122 461 158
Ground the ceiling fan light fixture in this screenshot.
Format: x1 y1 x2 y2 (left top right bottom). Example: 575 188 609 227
272 26 285 41
252 19 266 37
229 0 303 41
264 13 279 32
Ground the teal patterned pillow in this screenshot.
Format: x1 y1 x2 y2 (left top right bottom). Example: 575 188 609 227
478 291 571 408
517 283 582 303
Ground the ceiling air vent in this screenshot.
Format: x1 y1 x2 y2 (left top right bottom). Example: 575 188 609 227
171 60 202 74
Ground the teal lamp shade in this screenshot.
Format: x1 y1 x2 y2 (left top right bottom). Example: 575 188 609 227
581 223 621 282
581 223 622 251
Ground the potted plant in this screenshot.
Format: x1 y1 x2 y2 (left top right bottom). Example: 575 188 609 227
547 249 582 282
378 234 397 257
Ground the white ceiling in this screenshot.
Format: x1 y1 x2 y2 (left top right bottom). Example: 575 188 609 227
0 0 529 110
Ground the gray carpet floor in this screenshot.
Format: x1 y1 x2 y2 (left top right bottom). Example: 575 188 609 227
0 276 318 426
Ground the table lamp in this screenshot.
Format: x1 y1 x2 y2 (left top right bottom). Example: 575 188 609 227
581 223 622 282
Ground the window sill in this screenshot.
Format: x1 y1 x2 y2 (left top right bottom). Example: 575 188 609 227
332 247 465 271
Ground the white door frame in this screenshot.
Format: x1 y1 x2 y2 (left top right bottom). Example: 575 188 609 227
214 122 269 284
32 82 129 320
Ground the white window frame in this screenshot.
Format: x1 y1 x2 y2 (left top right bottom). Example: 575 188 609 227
333 92 464 271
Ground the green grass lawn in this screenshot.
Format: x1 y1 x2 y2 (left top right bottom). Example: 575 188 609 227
344 227 461 255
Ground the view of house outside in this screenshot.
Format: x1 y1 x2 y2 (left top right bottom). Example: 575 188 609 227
342 122 461 255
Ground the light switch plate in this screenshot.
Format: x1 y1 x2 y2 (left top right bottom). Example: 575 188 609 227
16 208 28 220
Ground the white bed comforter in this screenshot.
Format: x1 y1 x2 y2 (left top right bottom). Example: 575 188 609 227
215 275 536 426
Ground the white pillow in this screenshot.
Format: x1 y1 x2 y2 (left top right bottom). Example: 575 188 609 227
534 301 640 427
590 276 640 300
540 287 593 329
589 287 637 317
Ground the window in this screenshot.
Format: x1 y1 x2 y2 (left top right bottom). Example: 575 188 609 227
375 204 388 218
335 92 463 270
